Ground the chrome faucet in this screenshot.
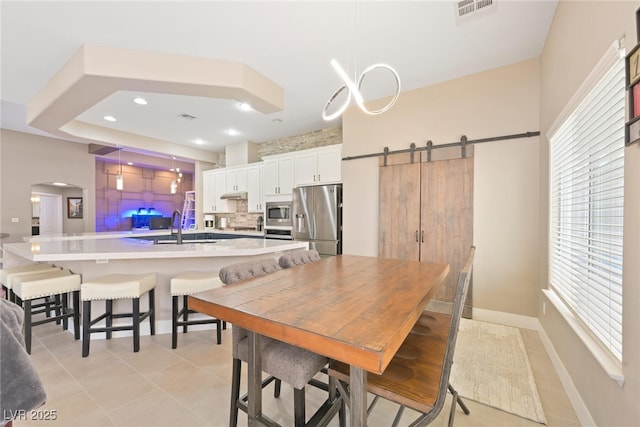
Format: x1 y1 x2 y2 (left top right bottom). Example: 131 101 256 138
171 210 183 244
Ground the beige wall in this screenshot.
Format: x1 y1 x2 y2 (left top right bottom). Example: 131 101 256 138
539 1 639 425
0 129 96 243
342 58 542 317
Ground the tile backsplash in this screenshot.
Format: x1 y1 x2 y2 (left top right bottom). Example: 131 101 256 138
216 200 262 230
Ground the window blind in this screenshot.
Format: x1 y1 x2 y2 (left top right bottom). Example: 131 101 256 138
549 50 625 361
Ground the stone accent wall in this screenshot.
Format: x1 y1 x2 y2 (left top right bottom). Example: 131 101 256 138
95 160 193 231
256 126 342 159
215 126 342 168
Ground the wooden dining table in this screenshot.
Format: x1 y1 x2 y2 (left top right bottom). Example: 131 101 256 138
188 254 449 426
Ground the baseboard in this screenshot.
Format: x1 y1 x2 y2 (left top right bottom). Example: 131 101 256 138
471 307 541 330
471 308 595 426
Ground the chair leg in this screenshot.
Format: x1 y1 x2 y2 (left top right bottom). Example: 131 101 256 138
133 297 140 352
149 289 156 336
182 295 189 333
82 300 91 357
61 293 69 330
274 379 282 398
293 387 306 427
24 299 32 354
105 299 113 339
449 383 470 414
216 319 222 344
230 358 242 427
72 290 80 340
172 295 179 349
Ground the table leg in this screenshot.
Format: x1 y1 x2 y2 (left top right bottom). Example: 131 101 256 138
247 331 263 426
350 365 367 426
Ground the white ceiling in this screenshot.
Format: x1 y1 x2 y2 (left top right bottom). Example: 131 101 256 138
0 0 558 165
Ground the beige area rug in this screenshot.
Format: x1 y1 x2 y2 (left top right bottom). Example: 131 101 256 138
450 319 547 424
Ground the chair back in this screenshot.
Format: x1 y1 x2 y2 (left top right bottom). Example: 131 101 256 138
218 258 281 285
428 246 475 422
278 249 321 269
218 258 283 357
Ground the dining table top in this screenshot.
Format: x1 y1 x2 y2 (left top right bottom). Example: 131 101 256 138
189 254 450 375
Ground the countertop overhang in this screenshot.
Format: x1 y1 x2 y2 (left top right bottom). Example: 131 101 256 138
4 238 307 262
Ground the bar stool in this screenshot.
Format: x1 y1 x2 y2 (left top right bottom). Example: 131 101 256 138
1 264 61 303
11 269 81 354
170 271 225 349
80 273 156 357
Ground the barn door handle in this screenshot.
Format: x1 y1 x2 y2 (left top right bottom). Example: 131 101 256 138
415 230 419 243
421 230 424 243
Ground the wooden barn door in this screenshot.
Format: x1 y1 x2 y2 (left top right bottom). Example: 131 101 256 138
378 148 474 316
420 156 474 315
378 154 421 261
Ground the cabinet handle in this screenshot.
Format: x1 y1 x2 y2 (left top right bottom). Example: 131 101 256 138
415 230 419 243
318 174 320 182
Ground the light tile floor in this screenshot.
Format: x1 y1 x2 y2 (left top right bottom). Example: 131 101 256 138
12 319 580 427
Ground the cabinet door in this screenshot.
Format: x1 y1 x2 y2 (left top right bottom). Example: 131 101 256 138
202 171 217 213
263 160 279 196
316 146 342 183
294 152 317 186
236 168 248 192
225 169 238 192
213 171 229 212
378 155 421 261
278 157 295 195
247 165 263 212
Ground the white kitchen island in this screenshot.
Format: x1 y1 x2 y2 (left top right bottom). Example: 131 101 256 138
3 237 308 336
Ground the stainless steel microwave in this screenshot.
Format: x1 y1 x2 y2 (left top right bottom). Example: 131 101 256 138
265 201 292 228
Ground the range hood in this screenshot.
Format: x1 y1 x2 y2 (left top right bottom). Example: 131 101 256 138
220 191 248 200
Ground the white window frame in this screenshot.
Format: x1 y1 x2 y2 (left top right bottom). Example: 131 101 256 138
546 40 625 385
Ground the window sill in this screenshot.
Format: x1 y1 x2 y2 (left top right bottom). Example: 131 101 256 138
542 289 624 386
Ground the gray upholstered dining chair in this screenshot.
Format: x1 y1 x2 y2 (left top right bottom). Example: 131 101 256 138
220 257 340 427
278 249 321 269
329 246 475 427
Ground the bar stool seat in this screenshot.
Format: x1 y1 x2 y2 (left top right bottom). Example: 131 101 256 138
11 269 81 354
170 271 225 349
1 264 61 303
81 273 156 357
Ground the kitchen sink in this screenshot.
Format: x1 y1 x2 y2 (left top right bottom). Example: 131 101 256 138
155 239 220 244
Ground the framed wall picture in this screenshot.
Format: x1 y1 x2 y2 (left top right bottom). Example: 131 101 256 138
626 115 640 146
626 44 640 88
67 197 83 218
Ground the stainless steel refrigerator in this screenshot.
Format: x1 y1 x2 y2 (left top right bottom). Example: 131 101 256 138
292 184 342 256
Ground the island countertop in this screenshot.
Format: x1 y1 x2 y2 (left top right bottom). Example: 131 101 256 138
3 237 306 262
24 228 264 242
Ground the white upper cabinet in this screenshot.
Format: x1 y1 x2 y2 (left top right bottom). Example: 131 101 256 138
225 167 248 192
293 145 342 186
263 155 294 197
246 164 264 212
202 169 228 213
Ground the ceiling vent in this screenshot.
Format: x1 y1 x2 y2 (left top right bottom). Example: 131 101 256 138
455 0 496 23
178 113 197 120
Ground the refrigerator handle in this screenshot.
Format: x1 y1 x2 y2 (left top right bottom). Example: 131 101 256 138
295 213 306 233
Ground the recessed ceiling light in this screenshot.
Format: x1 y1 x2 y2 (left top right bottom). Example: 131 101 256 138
103 115 117 122
133 97 148 105
127 162 134 166
226 129 239 136
192 138 206 145
238 102 253 112
52 182 68 186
